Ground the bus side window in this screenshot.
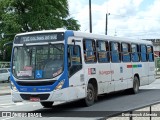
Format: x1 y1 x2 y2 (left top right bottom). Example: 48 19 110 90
110 42 120 62
140 44 147 62
68 45 81 65
131 44 139 62
147 45 154 62
83 39 97 63
97 40 110 63
122 43 131 62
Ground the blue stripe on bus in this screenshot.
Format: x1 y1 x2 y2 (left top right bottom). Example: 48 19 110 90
138 64 142 67
10 75 59 92
62 30 74 89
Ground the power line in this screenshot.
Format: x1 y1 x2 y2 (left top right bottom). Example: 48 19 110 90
126 32 160 37
70 11 160 21
110 13 160 21
108 28 160 33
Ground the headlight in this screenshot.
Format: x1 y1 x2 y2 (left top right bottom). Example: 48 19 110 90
11 81 18 92
55 80 65 90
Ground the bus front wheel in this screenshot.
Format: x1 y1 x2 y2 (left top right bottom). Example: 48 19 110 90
83 83 95 107
40 102 54 108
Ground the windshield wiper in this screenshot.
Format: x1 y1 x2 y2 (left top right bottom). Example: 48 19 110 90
51 44 63 52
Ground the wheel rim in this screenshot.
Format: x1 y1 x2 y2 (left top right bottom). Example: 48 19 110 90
87 88 94 101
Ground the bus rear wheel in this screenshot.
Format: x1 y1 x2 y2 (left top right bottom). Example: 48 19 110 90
131 76 139 94
40 102 54 108
83 83 95 107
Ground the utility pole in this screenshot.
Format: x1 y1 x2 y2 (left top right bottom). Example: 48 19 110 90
105 13 110 35
89 0 92 33
114 28 117 36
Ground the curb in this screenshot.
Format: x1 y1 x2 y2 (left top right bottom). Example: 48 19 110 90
0 87 10 90
0 92 11 96
0 89 10 91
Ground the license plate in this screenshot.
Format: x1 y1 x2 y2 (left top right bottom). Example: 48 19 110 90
30 97 40 102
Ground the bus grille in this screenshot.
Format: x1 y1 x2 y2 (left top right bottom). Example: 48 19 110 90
20 94 50 100
16 80 56 86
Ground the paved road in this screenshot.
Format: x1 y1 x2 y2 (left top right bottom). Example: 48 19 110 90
1 90 160 120
0 83 10 96
0 80 160 120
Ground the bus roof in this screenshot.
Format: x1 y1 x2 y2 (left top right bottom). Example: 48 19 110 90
15 30 66 36
73 31 152 45
15 30 152 45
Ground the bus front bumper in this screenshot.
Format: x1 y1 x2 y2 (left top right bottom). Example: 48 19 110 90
11 86 85 103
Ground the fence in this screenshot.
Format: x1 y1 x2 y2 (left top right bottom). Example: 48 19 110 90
0 62 10 68
107 102 160 120
155 57 160 75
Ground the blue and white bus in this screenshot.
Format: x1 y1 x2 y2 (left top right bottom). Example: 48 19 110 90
10 29 155 107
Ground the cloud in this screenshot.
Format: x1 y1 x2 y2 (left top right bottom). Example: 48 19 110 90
68 0 160 39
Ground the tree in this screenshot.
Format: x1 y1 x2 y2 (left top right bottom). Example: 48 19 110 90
0 0 80 32
0 0 80 61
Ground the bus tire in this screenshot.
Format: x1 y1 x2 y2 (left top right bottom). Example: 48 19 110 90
83 83 95 107
40 102 54 108
7 76 10 83
131 76 139 94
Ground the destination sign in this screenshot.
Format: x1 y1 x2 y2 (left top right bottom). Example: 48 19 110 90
14 32 64 44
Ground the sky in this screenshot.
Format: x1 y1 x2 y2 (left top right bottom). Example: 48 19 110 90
68 0 160 39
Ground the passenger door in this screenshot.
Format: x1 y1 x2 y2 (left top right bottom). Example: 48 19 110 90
96 40 113 94
121 43 132 89
147 45 155 84
110 42 127 91
67 38 85 100
140 44 149 85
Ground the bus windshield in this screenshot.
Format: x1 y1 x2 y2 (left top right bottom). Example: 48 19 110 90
12 44 64 80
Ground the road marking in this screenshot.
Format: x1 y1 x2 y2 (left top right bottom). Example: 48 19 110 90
0 102 35 109
1 117 14 120
0 103 15 106
0 103 14 105
0 103 24 108
15 103 24 105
